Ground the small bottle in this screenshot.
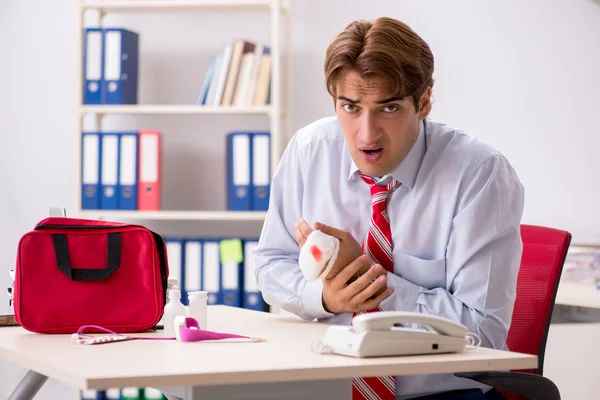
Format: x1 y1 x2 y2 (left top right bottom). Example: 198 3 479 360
187 291 208 330
157 277 180 328
163 289 186 337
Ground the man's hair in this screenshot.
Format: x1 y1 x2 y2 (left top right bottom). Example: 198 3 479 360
324 17 434 111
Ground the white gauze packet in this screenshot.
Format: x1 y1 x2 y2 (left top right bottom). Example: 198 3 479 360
299 230 340 280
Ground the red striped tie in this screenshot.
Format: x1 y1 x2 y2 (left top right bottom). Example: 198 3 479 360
352 172 400 400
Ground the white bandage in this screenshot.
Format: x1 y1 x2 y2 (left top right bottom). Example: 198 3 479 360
299 230 340 280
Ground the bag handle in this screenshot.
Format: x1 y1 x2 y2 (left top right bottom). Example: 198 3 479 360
52 233 121 281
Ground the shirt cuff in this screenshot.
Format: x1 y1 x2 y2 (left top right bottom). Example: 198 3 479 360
380 272 421 312
302 278 336 319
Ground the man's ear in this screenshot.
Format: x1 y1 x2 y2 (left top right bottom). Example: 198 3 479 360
417 87 432 120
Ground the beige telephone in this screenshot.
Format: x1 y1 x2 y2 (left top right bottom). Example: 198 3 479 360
315 311 481 358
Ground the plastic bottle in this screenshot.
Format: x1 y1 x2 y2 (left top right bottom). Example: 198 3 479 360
157 277 180 329
187 291 208 330
163 289 187 337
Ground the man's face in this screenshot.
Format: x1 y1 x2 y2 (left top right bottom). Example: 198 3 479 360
334 69 431 178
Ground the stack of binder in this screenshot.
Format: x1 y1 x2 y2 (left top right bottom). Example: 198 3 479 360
81 130 161 211
83 27 140 105
226 131 271 211
164 237 268 312
196 39 271 107
80 387 165 400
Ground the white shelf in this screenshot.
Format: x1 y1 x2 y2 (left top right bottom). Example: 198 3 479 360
78 210 267 221
80 104 276 116
80 0 282 13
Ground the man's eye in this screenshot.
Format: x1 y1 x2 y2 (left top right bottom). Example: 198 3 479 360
383 105 399 113
342 104 357 112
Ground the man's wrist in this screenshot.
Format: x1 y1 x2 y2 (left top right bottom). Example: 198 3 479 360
322 292 335 313
302 278 335 318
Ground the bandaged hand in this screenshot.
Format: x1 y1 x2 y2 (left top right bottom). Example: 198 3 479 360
294 219 380 280
295 220 392 313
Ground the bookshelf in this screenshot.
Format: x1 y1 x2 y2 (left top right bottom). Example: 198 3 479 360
75 0 291 323
75 0 290 221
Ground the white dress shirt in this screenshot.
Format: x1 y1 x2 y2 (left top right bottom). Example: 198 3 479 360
253 116 525 398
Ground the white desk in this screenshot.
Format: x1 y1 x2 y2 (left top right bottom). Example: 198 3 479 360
0 306 537 400
555 281 600 309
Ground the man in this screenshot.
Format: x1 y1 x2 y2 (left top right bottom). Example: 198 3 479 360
253 16 524 400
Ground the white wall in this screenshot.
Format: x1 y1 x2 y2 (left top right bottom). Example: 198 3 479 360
1 0 600 398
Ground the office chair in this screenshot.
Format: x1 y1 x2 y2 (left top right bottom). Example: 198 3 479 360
456 224 571 400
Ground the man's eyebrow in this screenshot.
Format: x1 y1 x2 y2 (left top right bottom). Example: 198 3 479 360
336 95 405 104
376 96 404 104
337 96 359 104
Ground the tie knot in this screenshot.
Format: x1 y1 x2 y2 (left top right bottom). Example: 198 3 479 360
359 173 399 214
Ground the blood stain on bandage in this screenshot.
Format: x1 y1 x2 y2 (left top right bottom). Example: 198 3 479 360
310 245 322 262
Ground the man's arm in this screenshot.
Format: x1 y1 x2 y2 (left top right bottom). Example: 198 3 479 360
380 155 525 350
252 133 334 321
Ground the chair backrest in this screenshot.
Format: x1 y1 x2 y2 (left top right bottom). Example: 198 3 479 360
506 224 571 375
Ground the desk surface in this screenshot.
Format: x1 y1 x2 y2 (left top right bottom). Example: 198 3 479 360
0 306 537 390
555 281 600 309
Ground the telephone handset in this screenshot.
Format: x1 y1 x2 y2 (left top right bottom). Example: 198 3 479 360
352 312 469 338
315 311 481 358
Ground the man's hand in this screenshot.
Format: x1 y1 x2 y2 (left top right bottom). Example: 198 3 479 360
313 221 377 279
294 219 375 279
322 254 394 313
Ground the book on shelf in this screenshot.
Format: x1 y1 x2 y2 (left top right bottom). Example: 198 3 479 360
226 131 271 211
197 39 271 107
83 27 140 105
81 130 161 211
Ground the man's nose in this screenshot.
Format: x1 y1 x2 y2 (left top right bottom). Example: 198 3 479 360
358 113 381 144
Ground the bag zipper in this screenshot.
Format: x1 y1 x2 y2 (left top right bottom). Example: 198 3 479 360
35 223 133 230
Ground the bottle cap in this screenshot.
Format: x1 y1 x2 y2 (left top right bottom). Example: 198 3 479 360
168 289 181 299
188 291 208 300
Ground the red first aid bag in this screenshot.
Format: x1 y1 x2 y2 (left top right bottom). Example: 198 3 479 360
13 217 169 334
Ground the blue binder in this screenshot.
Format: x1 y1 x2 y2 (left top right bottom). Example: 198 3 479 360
118 131 138 210
81 132 101 210
219 239 243 308
202 240 222 305
102 28 139 104
226 131 252 210
100 132 120 210
83 28 103 104
250 132 271 211
242 239 269 311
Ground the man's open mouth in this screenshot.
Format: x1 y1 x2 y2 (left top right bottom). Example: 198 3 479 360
360 147 385 163
362 148 383 155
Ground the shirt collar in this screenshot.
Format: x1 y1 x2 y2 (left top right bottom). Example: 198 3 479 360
348 119 426 190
